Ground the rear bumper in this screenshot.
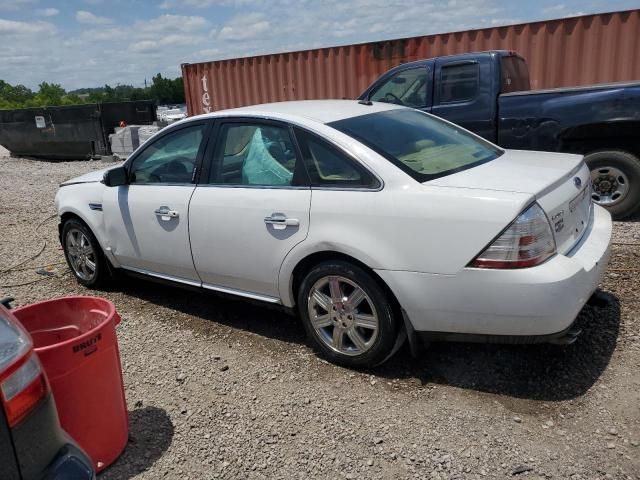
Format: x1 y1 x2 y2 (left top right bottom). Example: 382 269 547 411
43 444 95 480
376 205 612 339
10 393 95 480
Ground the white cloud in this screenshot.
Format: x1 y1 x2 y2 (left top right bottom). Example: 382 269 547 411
0 18 56 34
0 0 34 10
218 12 270 41
36 8 60 17
76 10 113 25
134 14 208 33
542 4 566 14
159 0 230 8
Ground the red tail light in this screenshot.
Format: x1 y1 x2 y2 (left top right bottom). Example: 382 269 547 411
1 354 48 427
469 203 556 269
0 307 48 427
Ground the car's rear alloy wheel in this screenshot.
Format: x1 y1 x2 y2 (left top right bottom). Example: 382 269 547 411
298 261 400 368
62 218 111 288
307 275 379 356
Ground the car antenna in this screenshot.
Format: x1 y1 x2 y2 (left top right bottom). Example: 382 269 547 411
358 99 373 106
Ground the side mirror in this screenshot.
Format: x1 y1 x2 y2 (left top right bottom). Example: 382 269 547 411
103 166 128 187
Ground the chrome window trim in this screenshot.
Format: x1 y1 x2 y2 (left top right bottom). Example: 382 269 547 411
310 182 384 193
195 184 311 190
123 183 197 187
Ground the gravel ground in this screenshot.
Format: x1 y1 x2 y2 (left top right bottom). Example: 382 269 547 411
0 148 638 479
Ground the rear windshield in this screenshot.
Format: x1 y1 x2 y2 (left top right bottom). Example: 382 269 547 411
501 55 530 93
329 109 502 181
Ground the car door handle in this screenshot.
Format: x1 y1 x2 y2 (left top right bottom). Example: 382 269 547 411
155 207 179 218
264 213 299 228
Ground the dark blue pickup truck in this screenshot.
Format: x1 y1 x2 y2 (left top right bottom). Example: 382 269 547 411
359 50 640 219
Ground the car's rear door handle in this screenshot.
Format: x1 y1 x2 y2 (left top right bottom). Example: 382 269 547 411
264 213 299 229
155 207 179 219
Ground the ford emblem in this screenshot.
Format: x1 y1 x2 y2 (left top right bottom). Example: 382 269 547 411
573 177 582 189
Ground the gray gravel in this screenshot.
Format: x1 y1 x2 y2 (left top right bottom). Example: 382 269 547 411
1 148 638 479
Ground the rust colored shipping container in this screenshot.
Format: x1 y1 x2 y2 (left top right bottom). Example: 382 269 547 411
182 9 640 115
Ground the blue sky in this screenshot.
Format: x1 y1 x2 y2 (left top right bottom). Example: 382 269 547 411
0 0 637 90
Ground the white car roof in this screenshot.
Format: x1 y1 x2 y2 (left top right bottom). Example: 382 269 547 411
191 100 404 124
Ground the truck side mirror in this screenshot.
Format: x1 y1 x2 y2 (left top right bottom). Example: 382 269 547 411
103 166 128 187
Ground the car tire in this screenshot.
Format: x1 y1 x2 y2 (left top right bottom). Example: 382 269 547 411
61 218 112 288
297 260 400 368
584 150 640 220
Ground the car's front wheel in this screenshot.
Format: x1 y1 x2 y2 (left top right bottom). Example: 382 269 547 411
297 261 400 368
62 218 111 288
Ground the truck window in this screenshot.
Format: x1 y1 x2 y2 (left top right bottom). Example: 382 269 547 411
501 56 530 93
369 68 428 108
439 63 479 103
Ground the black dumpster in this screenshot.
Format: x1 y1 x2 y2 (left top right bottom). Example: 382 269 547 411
0 101 156 160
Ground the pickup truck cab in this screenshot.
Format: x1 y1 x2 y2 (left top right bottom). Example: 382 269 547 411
359 50 640 219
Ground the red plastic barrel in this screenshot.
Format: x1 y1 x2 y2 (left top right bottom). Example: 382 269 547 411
12 296 128 472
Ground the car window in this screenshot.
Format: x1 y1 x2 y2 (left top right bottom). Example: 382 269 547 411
439 63 479 103
294 128 377 188
211 123 297 186
370 68 427 108
129 124 205 184
501 56 530 93
329 109 502 182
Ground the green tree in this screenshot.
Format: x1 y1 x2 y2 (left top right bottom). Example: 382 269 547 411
34 82 66 106
0 74 184 109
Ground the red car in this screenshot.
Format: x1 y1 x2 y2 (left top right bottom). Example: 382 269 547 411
0 298 94 480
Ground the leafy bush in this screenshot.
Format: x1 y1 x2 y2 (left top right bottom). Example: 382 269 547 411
0 74 185 109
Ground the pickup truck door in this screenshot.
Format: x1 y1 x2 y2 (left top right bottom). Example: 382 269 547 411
431 56 498 143
364 60 434 113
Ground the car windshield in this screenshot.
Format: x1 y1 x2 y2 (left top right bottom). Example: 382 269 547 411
329 109 503 181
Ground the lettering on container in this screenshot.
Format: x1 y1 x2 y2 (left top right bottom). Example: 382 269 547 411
72 332 102 357
201 75 211 114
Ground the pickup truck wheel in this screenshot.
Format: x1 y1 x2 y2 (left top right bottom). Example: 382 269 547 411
585 150 640 220
297 261 400 369
62 218 111 288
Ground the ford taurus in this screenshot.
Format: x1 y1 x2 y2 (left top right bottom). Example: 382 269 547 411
55 101 612 368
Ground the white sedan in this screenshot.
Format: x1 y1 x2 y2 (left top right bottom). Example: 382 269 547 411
55 100 612 368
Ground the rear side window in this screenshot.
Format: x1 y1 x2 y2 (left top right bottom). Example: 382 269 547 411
294 128 378 188
439 63 479 103
501 56 530 93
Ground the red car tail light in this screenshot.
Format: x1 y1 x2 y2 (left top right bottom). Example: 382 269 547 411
0 307 48 427
1 354 48 427
469 202 556 269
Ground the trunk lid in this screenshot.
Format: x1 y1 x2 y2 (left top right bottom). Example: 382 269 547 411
427 149 593 253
